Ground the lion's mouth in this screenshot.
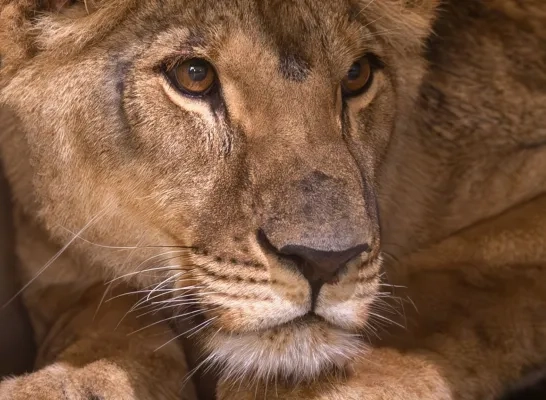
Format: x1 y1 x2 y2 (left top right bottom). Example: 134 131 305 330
266 311 337 332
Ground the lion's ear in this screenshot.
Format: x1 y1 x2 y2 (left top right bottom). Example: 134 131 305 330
0 0 43 80
0 0 130 75
363 0 441 52
0 0 84 68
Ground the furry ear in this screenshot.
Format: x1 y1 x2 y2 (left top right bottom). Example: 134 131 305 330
0 1 40 80
0 0 82 70
361 0 441 53
0 0 132 78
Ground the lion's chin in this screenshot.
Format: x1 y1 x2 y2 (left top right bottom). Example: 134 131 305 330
202 315 367 382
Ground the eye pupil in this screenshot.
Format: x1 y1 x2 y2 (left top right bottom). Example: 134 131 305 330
188 63 209 82
168 58 216 97
347 62 361 81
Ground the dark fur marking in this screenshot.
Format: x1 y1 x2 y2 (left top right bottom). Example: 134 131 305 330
186 31 206 49
347 3 362 22
197 264 269 284
104 57 135 152
279 53 310 82
113 59 131 99
357 272 379 284
243 260 265 269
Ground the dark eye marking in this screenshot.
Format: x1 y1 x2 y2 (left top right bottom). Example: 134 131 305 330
278 53 310 82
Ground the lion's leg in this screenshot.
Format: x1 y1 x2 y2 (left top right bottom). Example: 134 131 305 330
0 284 197 400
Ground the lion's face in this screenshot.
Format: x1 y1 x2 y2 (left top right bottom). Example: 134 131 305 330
0 0 437 382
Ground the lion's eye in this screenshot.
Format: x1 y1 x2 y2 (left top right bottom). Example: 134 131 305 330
167 58 216 97
341 56 372 97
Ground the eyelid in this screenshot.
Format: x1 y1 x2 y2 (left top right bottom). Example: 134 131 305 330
156 48 215 73
161 58 219 99
340 53 384 99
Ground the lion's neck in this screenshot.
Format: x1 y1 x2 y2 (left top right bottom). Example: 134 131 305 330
379 120 546 258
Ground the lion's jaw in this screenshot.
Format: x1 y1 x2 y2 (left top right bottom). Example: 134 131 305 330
186 249 383 382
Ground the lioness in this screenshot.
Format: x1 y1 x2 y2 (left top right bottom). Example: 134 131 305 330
0 0 545 399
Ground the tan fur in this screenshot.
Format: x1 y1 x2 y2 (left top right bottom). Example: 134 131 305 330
0 0 545 399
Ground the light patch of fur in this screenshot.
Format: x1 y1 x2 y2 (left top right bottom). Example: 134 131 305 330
161 78 218 128
205 321 366 383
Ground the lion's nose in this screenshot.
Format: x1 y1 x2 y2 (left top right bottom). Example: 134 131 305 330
257 230 370 285
279 243 370 284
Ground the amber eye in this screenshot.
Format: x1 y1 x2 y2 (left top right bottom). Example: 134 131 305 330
341 56 372 97
168 58 216 96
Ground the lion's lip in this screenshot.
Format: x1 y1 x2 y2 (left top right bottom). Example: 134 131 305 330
259 311 337 332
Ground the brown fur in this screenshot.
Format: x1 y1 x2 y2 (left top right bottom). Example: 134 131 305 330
0 0 545 399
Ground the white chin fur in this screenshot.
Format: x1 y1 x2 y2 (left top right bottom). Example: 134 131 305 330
204 320 367 382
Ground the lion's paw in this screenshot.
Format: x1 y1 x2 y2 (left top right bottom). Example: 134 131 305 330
0 360 192 400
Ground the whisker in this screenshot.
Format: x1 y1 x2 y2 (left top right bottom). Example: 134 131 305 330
56 226 195 251
108 251 189 285
134 301 205 318
127 282 210 309
146 272 184 301
180 353 217 393
116 274 184 325
114 287 200 330
380 250 401 266
3 208 107 308
132 291 222 318
368 311 406 330
127 313 189 336
93 282 114 321
186 316 218 338
151 291 221 305
154 316 218 353
378 283 407 289
107 265 184 284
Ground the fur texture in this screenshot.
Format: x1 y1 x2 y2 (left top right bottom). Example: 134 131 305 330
0 0 544 399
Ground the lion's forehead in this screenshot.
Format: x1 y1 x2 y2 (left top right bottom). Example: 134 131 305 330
123 0 371 66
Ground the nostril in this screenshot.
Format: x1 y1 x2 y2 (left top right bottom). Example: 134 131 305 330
256 229 276 254
279 243 369 284
256 229 370 285
256 229 306 271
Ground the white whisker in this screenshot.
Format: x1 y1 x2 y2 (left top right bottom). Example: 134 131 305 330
154 316 218 353
368 311 406 330
107 265 183 284
3 208 107 308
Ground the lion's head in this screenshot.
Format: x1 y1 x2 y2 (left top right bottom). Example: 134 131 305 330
0 0 438 382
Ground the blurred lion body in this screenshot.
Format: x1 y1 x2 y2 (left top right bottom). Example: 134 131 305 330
0 0 544 399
